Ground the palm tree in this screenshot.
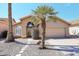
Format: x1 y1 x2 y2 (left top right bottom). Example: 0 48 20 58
32 5 57 49
5 3 15 43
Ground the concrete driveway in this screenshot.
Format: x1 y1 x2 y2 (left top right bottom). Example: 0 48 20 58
45 38 79 45
15 38 79 45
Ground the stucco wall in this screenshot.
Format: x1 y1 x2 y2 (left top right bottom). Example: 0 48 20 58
39 20 69 38
13 17 70 38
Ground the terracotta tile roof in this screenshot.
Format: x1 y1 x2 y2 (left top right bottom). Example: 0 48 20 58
56 16 71 25
0 18 16 24
19 15 71 25
20 15 32 21
47 16 71 25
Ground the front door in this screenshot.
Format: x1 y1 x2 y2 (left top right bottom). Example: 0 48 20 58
27 27 32 37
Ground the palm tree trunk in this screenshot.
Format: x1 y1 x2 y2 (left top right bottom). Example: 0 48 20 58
39 17 46 49
42 19 46 48
5 3 15 43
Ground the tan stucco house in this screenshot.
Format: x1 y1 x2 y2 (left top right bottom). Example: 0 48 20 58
13 15 71 38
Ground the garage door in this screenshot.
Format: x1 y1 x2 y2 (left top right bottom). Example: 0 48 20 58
46 27 66 38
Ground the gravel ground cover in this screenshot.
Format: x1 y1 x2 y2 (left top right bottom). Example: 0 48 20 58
21 45 64 56
0 39 25 56
0 38 79 56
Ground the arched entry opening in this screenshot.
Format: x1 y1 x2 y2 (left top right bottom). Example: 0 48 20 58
26 22 34 38
1 31 7 38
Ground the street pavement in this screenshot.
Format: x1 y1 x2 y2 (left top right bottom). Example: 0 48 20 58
0 38 79 56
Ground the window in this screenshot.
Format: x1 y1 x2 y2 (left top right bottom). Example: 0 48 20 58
15 26 21 36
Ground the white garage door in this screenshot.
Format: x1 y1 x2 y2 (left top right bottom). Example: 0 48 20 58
46 27 66 38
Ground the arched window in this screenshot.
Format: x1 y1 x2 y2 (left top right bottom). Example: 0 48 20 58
15 26 21 36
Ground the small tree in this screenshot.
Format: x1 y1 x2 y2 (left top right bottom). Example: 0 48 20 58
32 5 57 49
29 16 40 39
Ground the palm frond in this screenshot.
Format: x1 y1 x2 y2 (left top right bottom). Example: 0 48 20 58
32 5 57 15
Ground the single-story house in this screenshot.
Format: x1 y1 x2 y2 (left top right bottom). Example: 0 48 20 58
69 20 79 36
13 15 71 38
0 18 16 38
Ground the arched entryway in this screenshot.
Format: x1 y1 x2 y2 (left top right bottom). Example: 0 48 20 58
26 22 34 38
0 31 7 38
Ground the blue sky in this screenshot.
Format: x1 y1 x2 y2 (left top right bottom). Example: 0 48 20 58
0 3 79 22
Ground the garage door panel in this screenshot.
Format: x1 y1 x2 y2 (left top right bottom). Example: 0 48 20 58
46 27 65 37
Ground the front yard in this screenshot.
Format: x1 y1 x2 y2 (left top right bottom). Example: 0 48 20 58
0 38 79 56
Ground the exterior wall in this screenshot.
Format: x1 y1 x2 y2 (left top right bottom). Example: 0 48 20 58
65 27 69 37
21 19 32 38
0 19 15 32
13 17 70 38
13 23 22 37
39 20 70 38
13 18 32 38
45 21 69 38
0 21 8 32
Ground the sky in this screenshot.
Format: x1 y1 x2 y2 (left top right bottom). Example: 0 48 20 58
0 3 79 22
